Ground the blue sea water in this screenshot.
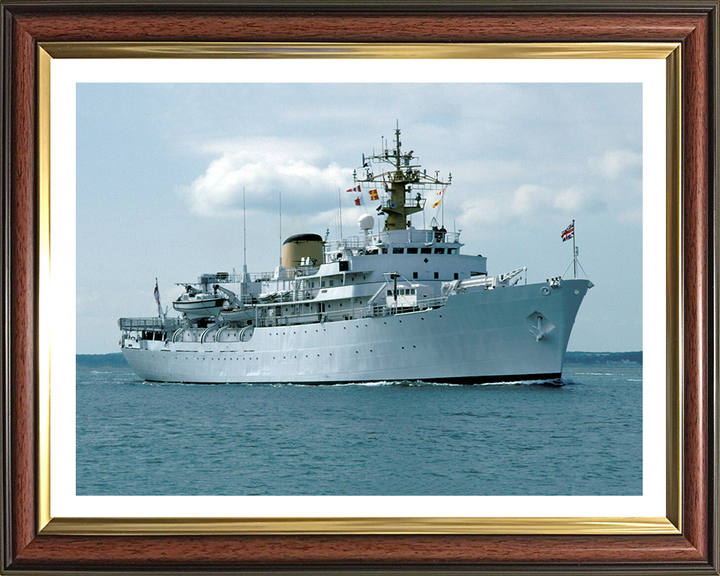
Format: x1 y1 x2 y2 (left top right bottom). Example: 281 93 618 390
76 363 642 496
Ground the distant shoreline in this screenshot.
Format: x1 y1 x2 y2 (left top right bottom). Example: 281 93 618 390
76 351 642 367
565 351 641 365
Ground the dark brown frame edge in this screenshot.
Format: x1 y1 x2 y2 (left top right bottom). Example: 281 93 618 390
1 1 717 574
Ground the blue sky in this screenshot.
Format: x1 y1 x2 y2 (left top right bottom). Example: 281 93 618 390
76 82 642 354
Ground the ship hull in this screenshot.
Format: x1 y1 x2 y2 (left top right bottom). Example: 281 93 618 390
122 279 589 384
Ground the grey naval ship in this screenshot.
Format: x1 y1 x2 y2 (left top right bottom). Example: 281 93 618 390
119 128 592 384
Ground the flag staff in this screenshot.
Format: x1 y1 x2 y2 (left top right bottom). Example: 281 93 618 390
243 187 247 282
572 219 577 279
337 187 343 239
560 220 578 279
278 189 282 267
442 185 445 229
153 277 163 324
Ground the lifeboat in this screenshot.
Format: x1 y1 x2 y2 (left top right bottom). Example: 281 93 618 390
172 293 226 319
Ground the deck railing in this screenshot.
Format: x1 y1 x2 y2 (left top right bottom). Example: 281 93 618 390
120 295 449 332
255 295 448 328
118 317 183 331
324 231 461 254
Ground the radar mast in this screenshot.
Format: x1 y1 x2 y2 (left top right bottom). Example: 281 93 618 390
354 125 451 231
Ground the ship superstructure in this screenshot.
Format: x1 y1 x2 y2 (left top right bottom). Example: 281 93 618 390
119 128 591 384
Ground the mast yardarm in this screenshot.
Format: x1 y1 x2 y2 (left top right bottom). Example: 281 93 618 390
354 126 451 231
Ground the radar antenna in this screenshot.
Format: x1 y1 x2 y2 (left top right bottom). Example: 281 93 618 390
355 125 451 231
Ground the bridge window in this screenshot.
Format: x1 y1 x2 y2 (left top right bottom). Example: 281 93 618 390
434 248 445 254
407 247 418 254
393 247 404 254
421 248 431 254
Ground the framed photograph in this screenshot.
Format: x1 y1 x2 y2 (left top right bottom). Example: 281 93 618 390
2 2 717 574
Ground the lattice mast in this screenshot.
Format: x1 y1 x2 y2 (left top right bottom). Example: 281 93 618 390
354 125 451 231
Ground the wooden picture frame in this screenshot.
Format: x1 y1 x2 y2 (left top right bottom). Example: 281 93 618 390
1 1 717 573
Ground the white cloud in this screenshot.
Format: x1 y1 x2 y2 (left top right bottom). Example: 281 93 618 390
188 138 353 218
455 196 505 228
616 207 643 224
591 149 642 180
510 184 607 217
76 287 101 316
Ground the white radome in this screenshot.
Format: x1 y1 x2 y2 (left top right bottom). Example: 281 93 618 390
358 214 374 230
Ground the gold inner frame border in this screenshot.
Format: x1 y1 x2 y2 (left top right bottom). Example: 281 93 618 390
36 41 682 536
